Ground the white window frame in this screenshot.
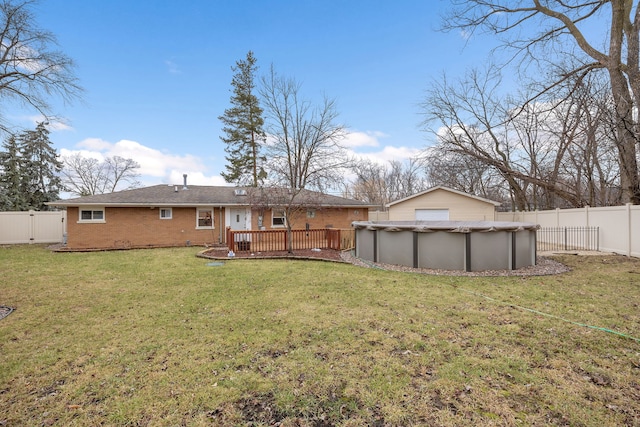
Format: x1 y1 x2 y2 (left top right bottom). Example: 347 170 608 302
196 208 214 229
159 208 172 219
78 207 105 223
272 210 286 228
306 209 316 219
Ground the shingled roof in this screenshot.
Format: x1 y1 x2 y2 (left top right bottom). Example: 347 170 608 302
48 185 373 208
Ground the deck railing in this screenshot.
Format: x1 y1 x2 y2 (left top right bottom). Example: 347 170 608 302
227 228 355 253
537 226 599 252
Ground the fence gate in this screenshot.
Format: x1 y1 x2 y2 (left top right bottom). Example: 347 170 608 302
0 210 66 244
537 227 599 252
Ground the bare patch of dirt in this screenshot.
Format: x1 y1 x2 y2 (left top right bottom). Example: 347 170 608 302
207 391 344 426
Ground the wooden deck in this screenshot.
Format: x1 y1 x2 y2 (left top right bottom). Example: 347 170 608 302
227 228 354 252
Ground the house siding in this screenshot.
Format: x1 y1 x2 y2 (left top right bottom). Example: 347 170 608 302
66 206 223 249
388 189 496 221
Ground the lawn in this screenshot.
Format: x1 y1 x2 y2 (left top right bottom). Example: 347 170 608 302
1 245 639 426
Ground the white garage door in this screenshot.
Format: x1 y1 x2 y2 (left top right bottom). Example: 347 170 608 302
415 209 449 221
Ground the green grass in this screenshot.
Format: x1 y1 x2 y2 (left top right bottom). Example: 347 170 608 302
1 245 639 426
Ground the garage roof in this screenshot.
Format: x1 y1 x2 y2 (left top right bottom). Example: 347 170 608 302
386 186 501 208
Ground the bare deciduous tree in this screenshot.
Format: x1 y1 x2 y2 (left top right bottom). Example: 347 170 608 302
422 64 622 210
423 147 507 203
0 0 82 133
347 159 389 209
423 67 558 211
344 158 428 209
260 66 350 192
61 153 140 196
386 159 428 202
442 0 640 204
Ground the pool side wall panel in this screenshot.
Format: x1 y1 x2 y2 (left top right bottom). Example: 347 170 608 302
514 230 536 269
469 231 510 271
417 232 466 270
355 228 375 261
378 231 414 266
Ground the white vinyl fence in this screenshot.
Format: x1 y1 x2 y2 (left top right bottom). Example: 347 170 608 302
496 204 640 257
368 210 389 221
0 210 66 244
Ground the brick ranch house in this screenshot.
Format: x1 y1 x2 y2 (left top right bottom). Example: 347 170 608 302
47 183 373 250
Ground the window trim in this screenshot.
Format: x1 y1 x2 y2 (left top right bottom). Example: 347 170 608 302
78 207 105 223
196 208 214 229
159 207 172 220
272 209 286 228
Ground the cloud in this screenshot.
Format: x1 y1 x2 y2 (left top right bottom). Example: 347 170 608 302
351 145 423 164
18 115 74 131
46 121 74 132
77 138 113 151
63 138 227 187
342 130 386 148
342 129 422 164
59 147 105 161
435 124 468 140
165 60 181 74
266 129 385 149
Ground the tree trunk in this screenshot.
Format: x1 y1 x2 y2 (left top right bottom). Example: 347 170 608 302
609 0 640 204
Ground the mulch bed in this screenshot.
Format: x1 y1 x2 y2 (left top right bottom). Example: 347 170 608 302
200 248 345 262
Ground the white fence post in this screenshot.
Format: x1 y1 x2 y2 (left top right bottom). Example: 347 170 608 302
627 203 632 257
29 210 35 243
585 206 589 229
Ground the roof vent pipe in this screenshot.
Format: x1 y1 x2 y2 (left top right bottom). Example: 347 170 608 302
183 174 188 190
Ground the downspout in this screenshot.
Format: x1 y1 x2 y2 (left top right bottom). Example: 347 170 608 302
219 206 223 243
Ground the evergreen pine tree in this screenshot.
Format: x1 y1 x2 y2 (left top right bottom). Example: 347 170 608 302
16 122 63 210
219 51 266 187
0 134 27 210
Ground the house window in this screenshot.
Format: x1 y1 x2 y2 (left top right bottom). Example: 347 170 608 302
415 209 449 221
272 210 286 227
79 208 105 222
306 209 316 218
160 208 172 219
197 208 213 228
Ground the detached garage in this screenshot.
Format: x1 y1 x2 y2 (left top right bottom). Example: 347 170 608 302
386 186 501 221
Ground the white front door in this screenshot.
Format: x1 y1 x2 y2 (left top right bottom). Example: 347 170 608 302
229 208 249 230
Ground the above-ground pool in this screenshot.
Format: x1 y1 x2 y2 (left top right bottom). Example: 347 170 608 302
352 221 539 272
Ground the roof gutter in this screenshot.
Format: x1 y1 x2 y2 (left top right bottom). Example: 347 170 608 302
46 201 377 209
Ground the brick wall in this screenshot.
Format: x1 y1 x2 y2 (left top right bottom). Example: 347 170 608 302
250 207 367 230
66 205 368 250
66 206 223 249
